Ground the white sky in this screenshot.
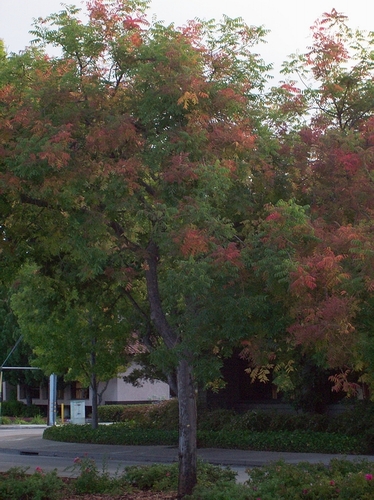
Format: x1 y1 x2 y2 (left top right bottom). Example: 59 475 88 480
1 0 374 79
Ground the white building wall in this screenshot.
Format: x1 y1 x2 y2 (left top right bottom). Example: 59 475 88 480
98 365 170 404
16 364 170 410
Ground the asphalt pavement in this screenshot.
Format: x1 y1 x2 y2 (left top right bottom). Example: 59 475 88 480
1 425 374 484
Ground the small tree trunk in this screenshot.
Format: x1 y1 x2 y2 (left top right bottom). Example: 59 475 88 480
25 385 33 407
90 371 98 430
177 357 197 498
90 348 98 430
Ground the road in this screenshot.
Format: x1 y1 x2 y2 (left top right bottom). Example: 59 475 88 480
0 427 146 477
2 425 373 484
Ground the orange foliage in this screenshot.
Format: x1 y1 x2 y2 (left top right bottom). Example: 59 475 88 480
174 228 209 257
211 242 243 268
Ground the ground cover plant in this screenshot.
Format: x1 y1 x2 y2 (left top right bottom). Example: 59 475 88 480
0 460 235 500
2 459 374 499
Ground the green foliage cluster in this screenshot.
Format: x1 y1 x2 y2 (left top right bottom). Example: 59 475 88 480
197 405 374 453
98 399 179 429
44 423 179 446
45 401 374 454
2 458 374 499
198 430 360 454
99 400 374 440
65 455 129 495
0 467 66 500
190 459 374 500
125 460 236 492
0 460 235 498
1 401 42 418
43 422 361 454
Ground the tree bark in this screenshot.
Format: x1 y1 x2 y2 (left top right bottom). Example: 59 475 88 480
90 370 98 430
25 385 33 407
90 349 98 430
177 358 197 499
145 240 198 498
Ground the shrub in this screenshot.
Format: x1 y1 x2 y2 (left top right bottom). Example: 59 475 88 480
44 423 179 446
198 408 236 431
1 400 28 417
232 410 273 432
1 401 42 418
44 424 362 454
329 402 374 430
186 483 256 500
244 459 374 500
2 459 374 500
23 405 44 418
147 399 179 430
98 399 178 429
202 429 360 453
65 455 128 495
0 466 67 500
0 416 12 425
30 414 47 425
125 460 236 492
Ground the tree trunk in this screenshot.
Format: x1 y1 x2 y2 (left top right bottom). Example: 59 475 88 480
90 349 98 430
90 371 98 429
25 385 33 407
177 358 197 499
145 241 198 498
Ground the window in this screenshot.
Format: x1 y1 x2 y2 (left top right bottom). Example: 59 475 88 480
71 382 89 400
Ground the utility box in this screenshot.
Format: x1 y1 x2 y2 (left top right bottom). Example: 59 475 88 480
70 400 86 425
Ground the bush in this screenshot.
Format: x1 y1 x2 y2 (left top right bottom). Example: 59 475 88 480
98 399 374 442
44 423 362 454
50 400 374 455
1 400 28 417
0 467 67 500
65 455 129 495
98 399 179 429
198 408 236 431
1 401 42 418
146 399 179 430
197 429 360 454
23 405 44 418
125 460 236 492
44 423 179 446
329 402 374 432
2 458 374 500
243 459 374 500
98 404 151 425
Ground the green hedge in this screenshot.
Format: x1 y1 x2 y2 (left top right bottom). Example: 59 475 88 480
98 399 179 430
43 423 363 454
92 400 374 453
99 400 374 436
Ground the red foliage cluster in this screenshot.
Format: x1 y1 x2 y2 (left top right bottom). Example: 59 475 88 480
211 242 243 268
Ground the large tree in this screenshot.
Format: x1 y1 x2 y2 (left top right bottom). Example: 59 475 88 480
241 9 374 402
0 1 270 496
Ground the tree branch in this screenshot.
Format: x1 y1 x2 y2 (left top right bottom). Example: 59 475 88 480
145 240 178 349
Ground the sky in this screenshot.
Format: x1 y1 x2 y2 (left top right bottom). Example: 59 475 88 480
1 0 374 79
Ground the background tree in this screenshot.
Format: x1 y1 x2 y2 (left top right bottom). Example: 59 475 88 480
240 10 374 402
10 262 133 428
0 283 46 406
